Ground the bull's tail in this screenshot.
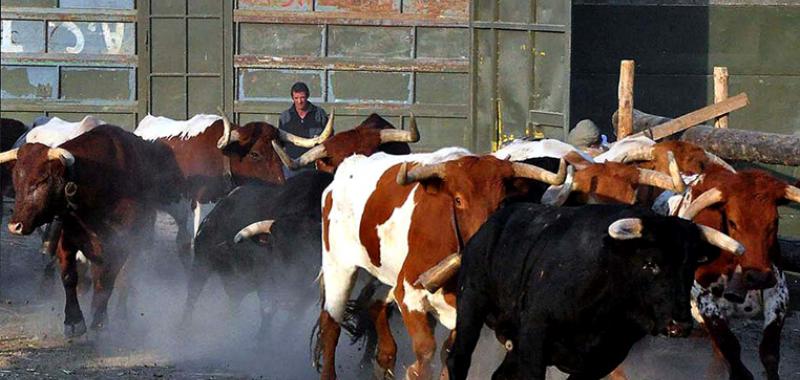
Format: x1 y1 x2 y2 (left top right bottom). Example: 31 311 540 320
341 278 379 345
310 272 325 372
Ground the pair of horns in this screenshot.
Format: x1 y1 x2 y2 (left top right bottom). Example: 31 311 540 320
621 145 736 173
543 151 685 206
396 158 567 187
0 147 75 167
274 113 420 170
609 218 745 256
215 107 334 150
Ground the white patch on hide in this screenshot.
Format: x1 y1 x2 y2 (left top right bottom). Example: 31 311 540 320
26 115 104 147
134 114 221 141
492 138 592 162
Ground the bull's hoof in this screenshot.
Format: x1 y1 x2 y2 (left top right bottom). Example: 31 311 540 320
64 320 87 338
90 319 105 331
371 359 395 380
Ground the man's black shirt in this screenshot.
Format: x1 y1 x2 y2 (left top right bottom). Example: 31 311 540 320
278 102 329 159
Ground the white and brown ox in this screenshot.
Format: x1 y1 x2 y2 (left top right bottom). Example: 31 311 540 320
314 148 568 380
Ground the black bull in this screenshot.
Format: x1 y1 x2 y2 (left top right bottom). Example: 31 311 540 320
447 203 722 380
183 171 333 335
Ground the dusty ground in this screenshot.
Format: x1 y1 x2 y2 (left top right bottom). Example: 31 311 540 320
1 199 799 379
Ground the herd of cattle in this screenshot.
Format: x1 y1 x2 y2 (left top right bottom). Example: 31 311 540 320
0 112 798 380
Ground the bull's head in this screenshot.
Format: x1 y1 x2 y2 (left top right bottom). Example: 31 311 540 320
621 141 735 174
214 109 327 186
607 216 740 337
396 156 566 243
0 144 75 235
544 151 685 206
272 113 419 173
679 169 800 300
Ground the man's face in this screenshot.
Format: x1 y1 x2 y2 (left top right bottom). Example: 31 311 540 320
292 91 309 111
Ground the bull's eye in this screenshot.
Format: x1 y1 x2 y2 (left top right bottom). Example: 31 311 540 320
454 195 464 208
643 261 660 275
249 151 263 161
728 220 737 230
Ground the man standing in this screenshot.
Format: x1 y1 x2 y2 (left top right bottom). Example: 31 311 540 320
278 82 330 160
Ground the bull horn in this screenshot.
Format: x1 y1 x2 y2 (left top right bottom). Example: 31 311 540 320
679 187 724 220
233 220 275 244
666 151 686 193
216 106 240 149
784 185 800 204
415 252 461 293
608 218 644 240
637 168 681 192
541 165 575 206
696 225 745 256
379 113 420 143
47 148 75 167
277 110 335 148
705 152 735 173
621 146 654 163
511 159 567 185
0 149 19 164
396 161 447 186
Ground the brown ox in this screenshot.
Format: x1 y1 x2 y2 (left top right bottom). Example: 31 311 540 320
0 125 184 337
315 150 566 380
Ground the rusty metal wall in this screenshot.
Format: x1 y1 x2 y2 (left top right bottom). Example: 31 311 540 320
471 0 572 152
1 0 139 130
233 0 470 152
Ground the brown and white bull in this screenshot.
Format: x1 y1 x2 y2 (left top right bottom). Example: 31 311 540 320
0 125 184 337
315 148 566 380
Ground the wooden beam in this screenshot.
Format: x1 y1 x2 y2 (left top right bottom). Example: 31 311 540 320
617 60 635 139
630 92 749 140
680 125 800 166
612 108 672 135
714 67 729 128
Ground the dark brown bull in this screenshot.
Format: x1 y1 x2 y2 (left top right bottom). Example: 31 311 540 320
0 125 184 337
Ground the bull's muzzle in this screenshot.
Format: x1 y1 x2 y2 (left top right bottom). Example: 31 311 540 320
7 222 24 235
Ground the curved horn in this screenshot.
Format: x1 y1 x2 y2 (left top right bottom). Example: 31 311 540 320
705 152 735 173
666 151 686 193
0 149 19 164
270 140 328 170
216 106 240 149
696 224 745 256
380 113 420 143
396 161 447 186
785 185 800 203
47 148 75 167
621 146 655 163
511 159 567 185
277 110 334 148
540 165 575 206
637 168 682 192
233 220 275 244
679 187 724 220
608 218 644 240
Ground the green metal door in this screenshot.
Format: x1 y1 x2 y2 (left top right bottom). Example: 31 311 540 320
471 0 571 151
139 0 232 120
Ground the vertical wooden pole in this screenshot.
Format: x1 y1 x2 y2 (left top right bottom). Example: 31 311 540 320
714 66 729 128
617 60 635 139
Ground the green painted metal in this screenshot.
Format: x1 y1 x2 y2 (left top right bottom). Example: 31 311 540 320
470 0 572 151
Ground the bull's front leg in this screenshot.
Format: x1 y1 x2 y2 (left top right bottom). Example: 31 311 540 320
493 325 546 380
396 284 437 380
56 235 86 338
369 299 398 379
696 289 754 380
759 268 788 380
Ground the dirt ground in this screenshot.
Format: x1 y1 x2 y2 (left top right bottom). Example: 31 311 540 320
1 199 799 379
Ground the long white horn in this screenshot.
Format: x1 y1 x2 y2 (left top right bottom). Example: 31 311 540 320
511 159 567 185
679 187 724 220
216 106 239 149
233 220 275 244
47 148 75 167
608 218 644 240
396 162 447 186
0 149 19 164
379 113 420 143
666 151 686 193
541 165 575 206
621 146 655 163
696 225 745 256
277 109 334 148
786 185 800 204
705 152 735 173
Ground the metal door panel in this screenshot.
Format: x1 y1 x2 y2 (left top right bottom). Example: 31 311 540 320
151 76 186 119
239 68 324 102
150 18 186 73
238 24 323 57
416 27 469 59
329 71 411 103
188 18 222 73
328 26 413 59
416 72 468 105
188 77 222 116
60 67 134 101
151 0 185 15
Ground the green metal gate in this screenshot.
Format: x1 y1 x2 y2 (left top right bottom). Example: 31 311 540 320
471 0 571 151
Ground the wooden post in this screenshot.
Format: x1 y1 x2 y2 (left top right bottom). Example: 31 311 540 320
617 60 635 139
714 67 729 128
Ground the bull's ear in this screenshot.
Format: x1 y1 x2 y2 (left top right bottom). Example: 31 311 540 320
420 178 442 194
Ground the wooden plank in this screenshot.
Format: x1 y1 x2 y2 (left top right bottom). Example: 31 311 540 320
234 55 469 73
714 66 729 128
616 60 635 139
234 9 468 28
1 7 137 22
630 92 749 140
